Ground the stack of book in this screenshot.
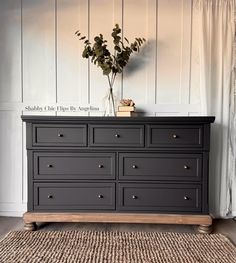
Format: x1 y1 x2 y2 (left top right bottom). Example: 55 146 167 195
116 105 137 117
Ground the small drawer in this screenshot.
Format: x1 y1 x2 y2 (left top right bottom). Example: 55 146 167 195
34 182 115 210
33 124 87 146
118 183 201 212
89 125 144 147
147 125 203 148
34 152 115 180
119 153 202 181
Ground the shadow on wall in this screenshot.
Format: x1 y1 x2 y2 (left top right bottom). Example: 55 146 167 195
125 40 155 76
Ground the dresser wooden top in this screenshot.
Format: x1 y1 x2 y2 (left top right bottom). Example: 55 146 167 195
21 116 215 124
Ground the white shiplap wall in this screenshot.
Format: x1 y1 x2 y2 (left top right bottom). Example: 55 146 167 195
0 0 202 216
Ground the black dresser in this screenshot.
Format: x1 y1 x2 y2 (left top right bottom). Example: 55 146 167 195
22 116 215 233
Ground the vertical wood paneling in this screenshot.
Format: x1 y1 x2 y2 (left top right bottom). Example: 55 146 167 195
0 1 21 102
190 2 201 104
180 0 192 105
57 0 89 104
0 112 22 203
123 0 156 105
22 0 56 103
156 0 183 104
89 0 122 110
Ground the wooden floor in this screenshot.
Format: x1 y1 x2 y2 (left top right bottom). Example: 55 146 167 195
0 217 236 245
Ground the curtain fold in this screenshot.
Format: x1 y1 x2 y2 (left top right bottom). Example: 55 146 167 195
197 0 236 217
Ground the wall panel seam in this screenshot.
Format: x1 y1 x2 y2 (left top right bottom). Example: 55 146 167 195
21 0 24 103
155 0 158 105
55 0 58 106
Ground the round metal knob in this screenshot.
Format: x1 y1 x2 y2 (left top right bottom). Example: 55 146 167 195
48 195 53 199
58 133 63 137
172 134 178 139
132 165 137 169
47 164 53 168
132 195 137 199
184 196 189 200
115 134 120 138
184 165 189 169
98 164 103 168
98 195 103 199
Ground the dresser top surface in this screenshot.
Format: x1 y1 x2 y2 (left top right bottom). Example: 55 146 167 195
21 116 215 124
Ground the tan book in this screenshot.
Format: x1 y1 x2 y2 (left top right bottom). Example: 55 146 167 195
118 106 135 112
116 111 138 117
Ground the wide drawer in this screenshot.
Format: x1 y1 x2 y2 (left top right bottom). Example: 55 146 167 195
33 152 115 180
119 153 202 181
118 183 201 212
33 124 87 146
89 125 144 147
147 125 203 148
34 182 115 210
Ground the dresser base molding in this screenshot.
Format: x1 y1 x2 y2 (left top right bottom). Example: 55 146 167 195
23 212 212 233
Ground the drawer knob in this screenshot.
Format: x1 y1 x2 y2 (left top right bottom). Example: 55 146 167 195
184 196 189 200
98 194 103 199
132 195 138 199
172 134 178 139
98 164 104 168
47 164 53 168
58 133 63 137
184 165 189 169
48 195 53 199
132 165 137 169
115 134 120 138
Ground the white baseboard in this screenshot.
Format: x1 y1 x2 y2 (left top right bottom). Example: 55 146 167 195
0 203 27 217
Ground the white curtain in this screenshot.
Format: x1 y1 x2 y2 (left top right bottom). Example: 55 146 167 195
198 0 236 217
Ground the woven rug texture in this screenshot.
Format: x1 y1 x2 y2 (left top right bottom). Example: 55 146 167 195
0 231 235 263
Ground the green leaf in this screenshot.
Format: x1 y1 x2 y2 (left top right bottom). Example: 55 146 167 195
103 67 111 75
124 37 129 44
114 45 121 52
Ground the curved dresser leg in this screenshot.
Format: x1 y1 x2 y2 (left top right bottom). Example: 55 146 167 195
198 224 212 234
24 222 37 231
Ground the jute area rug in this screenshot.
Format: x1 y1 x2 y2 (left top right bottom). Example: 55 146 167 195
0 231 235 263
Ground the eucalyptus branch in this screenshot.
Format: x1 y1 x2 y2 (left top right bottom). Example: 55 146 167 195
75 24 145 115
107 75 112 90
75 24 145 80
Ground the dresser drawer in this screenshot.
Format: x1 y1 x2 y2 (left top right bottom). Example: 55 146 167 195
34 183 115 210
33 124 87 146
119 153 202 181
89 125 144 147
34 152 115 180
118 183 201 212
147 125 203 148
